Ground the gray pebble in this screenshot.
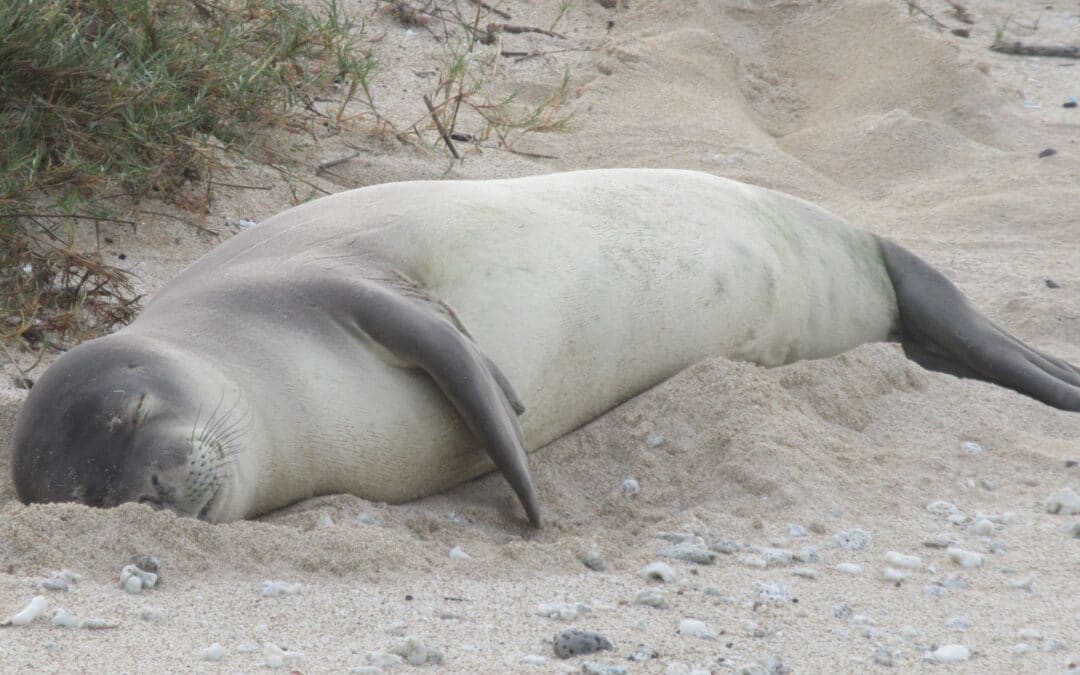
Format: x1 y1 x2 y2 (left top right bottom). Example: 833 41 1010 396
628 645 657 662
621 479 640 498
946 616 970 631
553 630 613 659
835 528 871 550
1046 488 1080 515
662 542 717 565
581 550 607 572
639 562 676 582
1069 522 1080 538
832 602 853 620
645 434 665 448
787 523 808 537
711 539 742 554
634 589 669 609
130 555 161 575
873 645 894 666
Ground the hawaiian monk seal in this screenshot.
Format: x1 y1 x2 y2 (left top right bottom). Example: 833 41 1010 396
10 169 1080 526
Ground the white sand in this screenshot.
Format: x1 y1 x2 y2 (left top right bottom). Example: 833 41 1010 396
1 0 1078 671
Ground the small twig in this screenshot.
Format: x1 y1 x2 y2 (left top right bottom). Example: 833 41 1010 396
138 210 220 236
903 0 946 30
423 94 461 159
206 180 273 190
466 0 511 20
990 41 1080 59
482 22 567 44
0 213 138 227
317 151 361 172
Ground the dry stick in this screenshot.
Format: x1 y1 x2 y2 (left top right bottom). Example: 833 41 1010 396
317 152 361 172
466 0 511 20
139 209 220 237
423 94 461 159
487 22 566 39
1 213 138 227
903 0 946 30
207 180 273 190
990 41 1080 59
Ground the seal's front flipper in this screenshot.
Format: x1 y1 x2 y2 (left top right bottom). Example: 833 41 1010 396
878 237 1080 412
327 277 541 527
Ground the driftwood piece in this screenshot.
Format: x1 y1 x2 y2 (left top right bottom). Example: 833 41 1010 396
990 41 1080 59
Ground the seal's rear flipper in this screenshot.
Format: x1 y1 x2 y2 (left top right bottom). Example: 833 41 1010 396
878 237 1080 412
324 276 541 527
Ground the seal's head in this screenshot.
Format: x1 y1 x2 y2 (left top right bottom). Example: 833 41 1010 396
11 334 247 520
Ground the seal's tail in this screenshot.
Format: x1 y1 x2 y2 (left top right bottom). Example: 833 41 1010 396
877 237 1080 412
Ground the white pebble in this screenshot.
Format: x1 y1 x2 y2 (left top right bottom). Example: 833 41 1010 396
851 614 877 626
9 596 48 626
926 500 962 518
836 563 863 575
924 532 959 548
795 546 820 563
635 589 669 608
640 562 676 583
521 654 546 665
969 518 995 536
449 546 469 560
1043 637 1067 652
236 643 260 653
1009 575 1035 591
1046 488 1080 515
884 551 922 569
788 523 808 537
882 567 907 582
41 569 81 592
51 609 79 628
947 513 968 525
791 567 817 579
926 644 970 663
947 547 984 568
645 434 665 448
391 636 444 665
946 616 970 631
536 602 589 620
753 581 790 602
1011 643 1033 656
199 643 226 662
139 604 165 622
1019 627 1042 640
622 479 640 497
119 565 157 594
960 441 983 455
678 618 717 640
901 625 919 641
761 547 794 566
261 580 302 597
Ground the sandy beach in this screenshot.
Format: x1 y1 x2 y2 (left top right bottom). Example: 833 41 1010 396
1 1 1078 672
